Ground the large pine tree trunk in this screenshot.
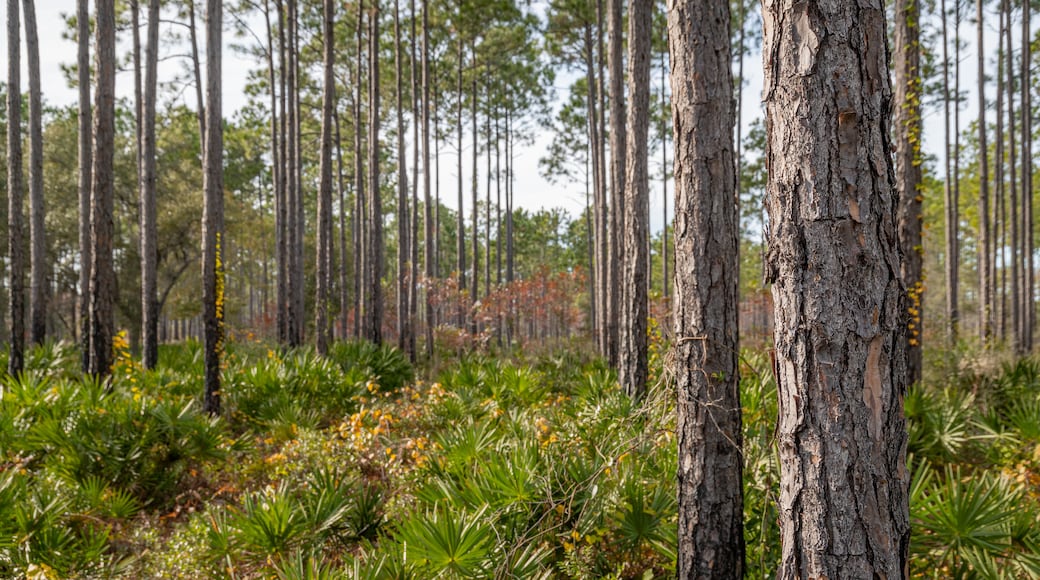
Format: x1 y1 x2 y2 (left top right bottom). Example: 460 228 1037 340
894 0 923 381
7 0 25 375
355 1 366 341
89 0 117 379
141 0 160 368
202 0 224 414
762 0 911 575
316 0 336 355
23 0 45 347
619 0 649 399
669 0 744 573
77 0 91 371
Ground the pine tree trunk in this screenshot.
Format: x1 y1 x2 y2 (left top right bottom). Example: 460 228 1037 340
367 0 384 344
762 0 910 574
274 0 288 345
140 0 160 368
77 0 91 371
583 25 604 355
23 0 46 347
7 0 25 375
355 0 366 341
89 0 117 379
202 0 224 414
188 0 206 150
996 12 1006 342
471 72 479 330
894 0 923 380
941 0 959 343
422 0 435 357
1022 0 1033 351
619 0 649 399
457 37 467 321
669 0 744 572
1005 0 1019 351
606 0 624 367
409 0 420 359
394 0 410 352
316 0 336 355
977 0 992 343
292 0 305 345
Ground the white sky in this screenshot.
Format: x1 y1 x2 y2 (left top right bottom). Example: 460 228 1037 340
0 2 1009 236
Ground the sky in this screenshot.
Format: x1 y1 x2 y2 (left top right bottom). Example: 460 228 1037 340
0 2 1010 236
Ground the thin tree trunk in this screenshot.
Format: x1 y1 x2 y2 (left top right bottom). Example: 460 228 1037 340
274 0 288 344
316 0 336 355
941 0 959 343
894 0 924 380
188 0 206 150
335 111 349 340
762 0 911 574
660 50 669 301
285 0 300 346
619 0 649 399
1022 0 1033 351
977 0 991 343
77 0 91 371
422 0 434 356
7 0 24 374
670 0 743 571
202 0 224 413
23 0 46 347
1006 0 1020 351
394 0 410 352
996 13 1006 342
89 0 117 379
606 0 624 366
457 37 467 317
140 0 160 368
355 0 366 341
409 0 419 359
367 0 383 344
583 24 604 355
471 70 479 329
292 0 305 345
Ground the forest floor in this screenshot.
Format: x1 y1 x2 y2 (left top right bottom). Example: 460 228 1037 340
1 335 1039 578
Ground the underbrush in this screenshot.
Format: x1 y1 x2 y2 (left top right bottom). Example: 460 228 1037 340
2 336 1040 578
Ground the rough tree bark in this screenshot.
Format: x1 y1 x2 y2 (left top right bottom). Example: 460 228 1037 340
894 0 923 382
7 0 24 375
316 0 336 355
202 0 224 414
89 0 117 379
669 0 744 573
619 0 650 399
141 0 161 368
761 0 911 575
